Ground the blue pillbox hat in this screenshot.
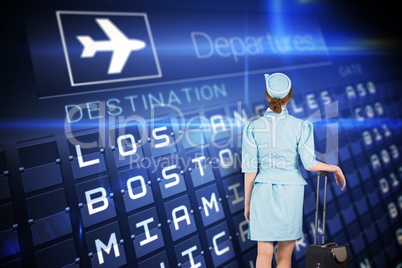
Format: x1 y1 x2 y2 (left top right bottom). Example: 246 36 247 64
264 73 292 98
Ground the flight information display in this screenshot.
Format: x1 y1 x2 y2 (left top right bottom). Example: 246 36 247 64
0 2 401 268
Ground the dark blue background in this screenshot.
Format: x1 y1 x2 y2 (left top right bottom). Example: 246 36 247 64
0 0 401 267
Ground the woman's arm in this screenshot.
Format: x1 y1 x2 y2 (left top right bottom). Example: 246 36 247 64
306 161 339 172
307 161 346 191
244 172 257 222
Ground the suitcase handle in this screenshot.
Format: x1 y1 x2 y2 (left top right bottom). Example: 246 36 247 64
321 242 337 248
314 170 330 245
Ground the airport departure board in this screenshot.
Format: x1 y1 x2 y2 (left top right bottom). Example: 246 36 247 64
1 1 401 267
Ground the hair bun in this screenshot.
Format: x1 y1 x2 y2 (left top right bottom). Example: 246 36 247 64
269 98 282 114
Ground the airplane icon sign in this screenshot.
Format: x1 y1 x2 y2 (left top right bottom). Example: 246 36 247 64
56 11 162 87
76 18 146 74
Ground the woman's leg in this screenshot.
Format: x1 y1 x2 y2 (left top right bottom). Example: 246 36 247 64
276 240 296 268
256 241 274 268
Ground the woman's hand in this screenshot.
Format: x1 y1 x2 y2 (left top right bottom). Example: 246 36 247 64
307 162 346 191
244 204 250 222
334 167 346 191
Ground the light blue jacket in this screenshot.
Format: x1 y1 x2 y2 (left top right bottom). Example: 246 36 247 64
241 106 318 185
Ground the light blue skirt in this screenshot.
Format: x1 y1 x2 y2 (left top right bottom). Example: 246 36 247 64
248 181 305 241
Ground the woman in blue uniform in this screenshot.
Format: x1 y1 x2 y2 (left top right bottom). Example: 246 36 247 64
242 73 346 268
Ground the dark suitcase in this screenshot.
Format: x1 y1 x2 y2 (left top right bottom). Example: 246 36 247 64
305 171 351 268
